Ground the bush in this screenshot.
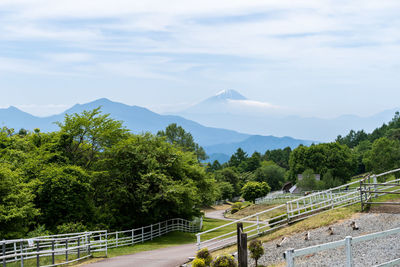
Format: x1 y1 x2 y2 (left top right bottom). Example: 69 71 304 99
27 225 51 238
211 254 237 267
249 240 264 267
230 208 239 214
268 213 287 227
56 222 88 234
192 258 206 267
231 202 243 210
241 181 271 203
196 248 212 266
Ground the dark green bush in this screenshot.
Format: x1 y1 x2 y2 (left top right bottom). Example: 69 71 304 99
268 214 287 227
230 208 239 214
211 254 237 267
249 240 264 267
192 258 206 267
196 248 212 266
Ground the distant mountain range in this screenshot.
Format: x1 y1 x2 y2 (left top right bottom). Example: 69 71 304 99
0 98 313 162
177 89 399 142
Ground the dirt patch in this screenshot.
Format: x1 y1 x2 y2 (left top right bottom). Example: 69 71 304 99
369 200 400 213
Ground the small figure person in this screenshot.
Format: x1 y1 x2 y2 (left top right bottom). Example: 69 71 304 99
327 227 334 235
304 231 310 241
276 237 287 247
350 221 359 230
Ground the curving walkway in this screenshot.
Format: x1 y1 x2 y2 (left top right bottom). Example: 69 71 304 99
84 243 196 267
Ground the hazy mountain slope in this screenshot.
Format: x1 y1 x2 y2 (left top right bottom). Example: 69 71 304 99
177 90 399 141
205 135 314 156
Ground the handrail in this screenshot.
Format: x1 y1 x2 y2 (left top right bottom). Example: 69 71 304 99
196 168 400 251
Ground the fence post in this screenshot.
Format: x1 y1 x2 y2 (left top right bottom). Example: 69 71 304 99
196 234 201 251
345 236 353 267
237 223 244 266
65 239 69 262
105 231 108 257
257 216 260 235
77 237 80 259
116 232 118 247
286 203 291 224
88 234 91 256
20 241 24 267
2 240 5 267
151 224 153 240
51 240 55 265
359 180 364 211
159 223 161 237
373 175 378 198
132 229 134 245
239 232 248 267
141 227 144 243
285 249 295 267
36 241 40 267
199 216 203 231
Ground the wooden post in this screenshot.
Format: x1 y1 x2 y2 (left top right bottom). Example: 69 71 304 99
237 223 243 265
51 240 55 265
116 232 119 247
2 240 5 267
132 229 134 245
141 227 144 243
151 224 153 240
65 239 68 262
36 241 40 267
239 232 248 267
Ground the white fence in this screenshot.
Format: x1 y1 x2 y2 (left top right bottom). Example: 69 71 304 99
255 191 302 205
284 227 400 267
1 218 201 266
196 169 400 251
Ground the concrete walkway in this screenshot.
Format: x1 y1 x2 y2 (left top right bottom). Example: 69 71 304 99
84 243 196 267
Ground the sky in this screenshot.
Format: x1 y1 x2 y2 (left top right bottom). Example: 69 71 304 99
1 0 400 117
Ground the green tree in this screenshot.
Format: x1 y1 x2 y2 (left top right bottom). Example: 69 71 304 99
241 181 271 203
37 165 95 230
95 134 216 229
0 163 38 239
229 148 248 168
214 168 242 196
253 164 286 191
363 137 400 175
157 123 207 161
56 107 128 168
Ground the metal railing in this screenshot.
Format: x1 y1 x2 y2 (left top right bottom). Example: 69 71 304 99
284 226 400 267
1 218 201 266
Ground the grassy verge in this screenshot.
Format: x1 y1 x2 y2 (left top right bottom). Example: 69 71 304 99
225 203 286 221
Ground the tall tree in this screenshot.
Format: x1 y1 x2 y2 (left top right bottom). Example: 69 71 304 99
157 123 207 161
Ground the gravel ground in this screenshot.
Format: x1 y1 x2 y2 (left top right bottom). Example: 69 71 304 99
252 212 400 267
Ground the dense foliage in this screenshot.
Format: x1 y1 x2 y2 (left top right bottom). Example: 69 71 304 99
0 109 216 239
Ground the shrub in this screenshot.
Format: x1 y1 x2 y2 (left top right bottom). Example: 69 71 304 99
231 208 239 214
211 254 237 267
196 248 212 266
56 222 88 234
231 202 243 210
249 240 264 267
27 225 51 238
268 214 287 227
192 258 206 267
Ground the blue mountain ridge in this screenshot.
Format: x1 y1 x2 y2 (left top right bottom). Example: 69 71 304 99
0 98 314 161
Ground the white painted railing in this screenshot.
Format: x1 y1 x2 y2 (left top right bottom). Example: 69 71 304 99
1 218 201 266
196 169 400 251
284 226 400 267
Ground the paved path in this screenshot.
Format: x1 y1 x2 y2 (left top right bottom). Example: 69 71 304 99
84 243 196 267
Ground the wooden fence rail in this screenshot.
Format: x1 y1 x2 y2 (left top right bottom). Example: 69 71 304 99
1 218 201 267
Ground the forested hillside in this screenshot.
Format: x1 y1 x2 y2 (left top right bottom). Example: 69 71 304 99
1 107 400 240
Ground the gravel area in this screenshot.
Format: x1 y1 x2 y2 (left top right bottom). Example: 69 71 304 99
251 212 400 267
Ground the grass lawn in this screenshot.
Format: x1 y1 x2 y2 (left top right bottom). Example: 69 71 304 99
225 203 286 221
